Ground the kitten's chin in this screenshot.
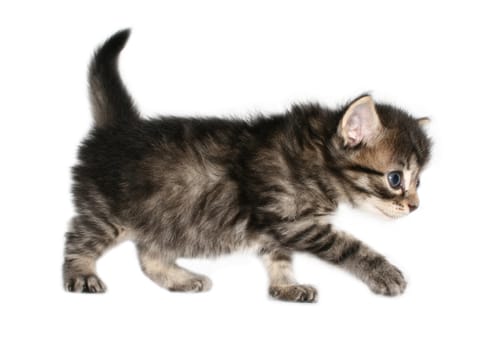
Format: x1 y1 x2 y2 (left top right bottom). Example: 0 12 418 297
376 208 405 220
356 198 408 220
373 204 410 220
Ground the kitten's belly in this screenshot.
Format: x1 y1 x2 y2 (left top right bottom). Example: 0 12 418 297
131 215 252 259
128 173 253 258
175 219 252 258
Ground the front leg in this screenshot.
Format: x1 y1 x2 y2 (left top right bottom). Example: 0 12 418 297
277 223 407 296
259 248 317 303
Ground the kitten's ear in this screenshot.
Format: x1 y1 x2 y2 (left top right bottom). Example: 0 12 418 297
339 95 382 147
417 117 431 127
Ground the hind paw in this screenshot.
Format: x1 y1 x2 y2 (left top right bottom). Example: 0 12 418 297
167 275 212 292
65 274 107 293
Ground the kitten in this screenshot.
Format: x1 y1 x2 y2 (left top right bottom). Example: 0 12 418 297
63 29 432 302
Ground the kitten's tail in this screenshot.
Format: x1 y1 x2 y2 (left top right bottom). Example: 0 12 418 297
88 29 140 128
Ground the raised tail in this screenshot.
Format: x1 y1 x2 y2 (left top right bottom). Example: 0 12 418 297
88 29 140 128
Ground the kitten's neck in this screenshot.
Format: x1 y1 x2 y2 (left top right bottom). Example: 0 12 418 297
283 105 364 208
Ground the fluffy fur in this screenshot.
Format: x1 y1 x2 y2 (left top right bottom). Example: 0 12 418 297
63 29 432 302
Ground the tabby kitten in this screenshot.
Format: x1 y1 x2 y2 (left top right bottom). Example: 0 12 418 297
63 29 431 302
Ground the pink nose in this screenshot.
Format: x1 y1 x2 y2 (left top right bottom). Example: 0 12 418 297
408 204 418 213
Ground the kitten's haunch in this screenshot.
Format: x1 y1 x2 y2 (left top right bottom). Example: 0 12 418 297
63 29 431 302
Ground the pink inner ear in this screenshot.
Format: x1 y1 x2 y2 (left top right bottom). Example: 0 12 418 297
346 114 362 145
341 96 381 147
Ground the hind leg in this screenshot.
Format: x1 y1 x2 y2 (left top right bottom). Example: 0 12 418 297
63 215 124 293
137 248 212 292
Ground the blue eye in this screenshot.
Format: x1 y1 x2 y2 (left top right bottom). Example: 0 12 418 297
387 171 402 189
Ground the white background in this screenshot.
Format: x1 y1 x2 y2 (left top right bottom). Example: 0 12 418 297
1 1 498 349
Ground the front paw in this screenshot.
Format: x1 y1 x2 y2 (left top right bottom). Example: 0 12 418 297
269 284 318 303
365 260 407 296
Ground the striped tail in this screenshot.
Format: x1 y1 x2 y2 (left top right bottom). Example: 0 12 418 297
88 29 140 128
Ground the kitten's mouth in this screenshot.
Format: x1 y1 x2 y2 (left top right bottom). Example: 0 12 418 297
375 206 405 219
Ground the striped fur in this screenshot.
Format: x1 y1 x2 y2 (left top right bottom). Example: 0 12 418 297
63 30 431 301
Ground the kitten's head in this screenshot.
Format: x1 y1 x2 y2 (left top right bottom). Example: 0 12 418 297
335 95 432 219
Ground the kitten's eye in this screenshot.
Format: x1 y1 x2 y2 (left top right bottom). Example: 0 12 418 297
387 171 402 189
416 179 421 188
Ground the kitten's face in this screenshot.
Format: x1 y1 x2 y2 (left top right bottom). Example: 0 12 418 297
337 96 431 219
353 148 424 219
